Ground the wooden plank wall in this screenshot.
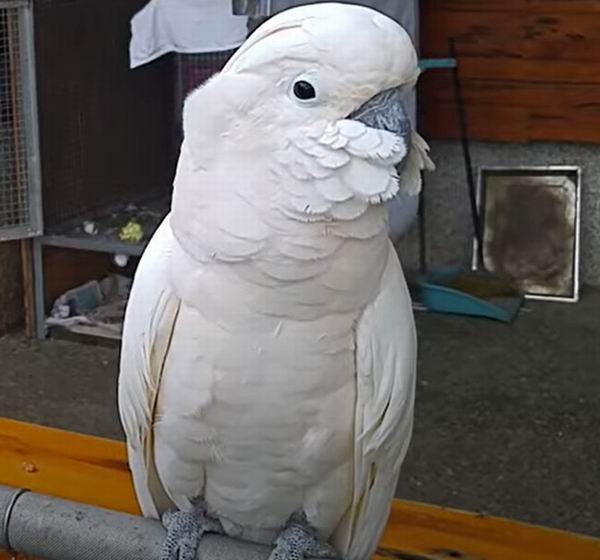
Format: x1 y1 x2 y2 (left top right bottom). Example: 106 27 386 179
418 1 600 143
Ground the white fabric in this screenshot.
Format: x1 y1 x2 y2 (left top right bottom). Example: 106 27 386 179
129 0 248 68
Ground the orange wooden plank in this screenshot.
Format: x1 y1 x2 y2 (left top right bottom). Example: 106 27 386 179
421 74 600 111
421 0 600 14
0 417 139 516
420 102 600 144
419 97 600 144
456 57 600 85
418 100 531 142
1 418 600 560
528 113 600 143
419 0 529 12
419 1 600 142
421 11 600 62
523 15 600 62
421 10 528 59
417 70 600 142
526 0 600 11
377 504 600 560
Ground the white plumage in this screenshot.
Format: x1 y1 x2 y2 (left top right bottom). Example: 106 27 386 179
118 4 430 559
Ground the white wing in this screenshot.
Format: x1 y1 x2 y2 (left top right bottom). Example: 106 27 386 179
118 216 181 518
334 242 417 560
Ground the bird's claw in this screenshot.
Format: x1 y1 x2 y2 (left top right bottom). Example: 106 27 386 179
161 501 223 560
269 512 339 560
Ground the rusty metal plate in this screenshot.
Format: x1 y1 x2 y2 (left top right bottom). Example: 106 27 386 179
474 166 581 302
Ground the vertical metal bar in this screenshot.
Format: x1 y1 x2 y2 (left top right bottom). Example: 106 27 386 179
174 53 183 128
19 0 43 237
418 175 427 273
6 4 26 235
173 52 185 160
20 238 35 336
414 0 426 275
573 167 582 302
32 236 46 339
448 38 484 268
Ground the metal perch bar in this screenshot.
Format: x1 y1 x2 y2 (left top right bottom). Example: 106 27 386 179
2 417 600 560
0 484 296 560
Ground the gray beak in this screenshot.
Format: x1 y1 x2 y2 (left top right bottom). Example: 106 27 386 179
349 87 412 175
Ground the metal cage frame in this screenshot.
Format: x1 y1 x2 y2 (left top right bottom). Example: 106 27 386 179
0 0 452 339
0 0 42 242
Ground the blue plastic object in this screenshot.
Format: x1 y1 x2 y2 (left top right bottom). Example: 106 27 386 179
418 58 457 70
418 268 523 323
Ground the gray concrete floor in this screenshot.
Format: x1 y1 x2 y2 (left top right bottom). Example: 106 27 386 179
1 289 599 538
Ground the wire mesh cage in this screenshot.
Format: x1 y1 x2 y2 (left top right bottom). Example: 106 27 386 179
33 0 176 236
0 0 41 241
173 49 238 145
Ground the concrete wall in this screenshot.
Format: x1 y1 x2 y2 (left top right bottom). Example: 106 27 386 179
397 140 600 287
0 242 23 332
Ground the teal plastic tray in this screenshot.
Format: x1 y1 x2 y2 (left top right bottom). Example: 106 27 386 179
418 268 523 323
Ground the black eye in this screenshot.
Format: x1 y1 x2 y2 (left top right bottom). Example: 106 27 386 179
293 80 316 101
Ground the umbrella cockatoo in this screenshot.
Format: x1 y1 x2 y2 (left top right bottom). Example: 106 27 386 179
118 3 433 560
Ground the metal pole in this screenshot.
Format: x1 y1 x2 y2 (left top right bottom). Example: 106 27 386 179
32 236 46 339
0 484 283 560
418 175 427 274
448 38 484 268
20 0 44 238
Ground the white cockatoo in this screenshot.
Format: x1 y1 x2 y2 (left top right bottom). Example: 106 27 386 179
118 3 433 560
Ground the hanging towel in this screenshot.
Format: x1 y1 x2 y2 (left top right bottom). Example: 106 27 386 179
129 0 248 68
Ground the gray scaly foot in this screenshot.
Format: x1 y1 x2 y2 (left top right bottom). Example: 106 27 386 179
269 512 340 560
161 501 223 560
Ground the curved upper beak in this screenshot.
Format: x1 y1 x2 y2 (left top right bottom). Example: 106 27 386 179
349 87 412 174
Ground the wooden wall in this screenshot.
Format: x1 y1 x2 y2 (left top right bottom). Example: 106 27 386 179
418 1 600 143
43 248 113 311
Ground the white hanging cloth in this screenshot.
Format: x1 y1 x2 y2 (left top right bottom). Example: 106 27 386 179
129 0 248 69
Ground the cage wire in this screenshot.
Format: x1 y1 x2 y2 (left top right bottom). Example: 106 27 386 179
174 49 238 142
2 8 248 241
0 3 31 237
44 49 238 232
32 0 175 233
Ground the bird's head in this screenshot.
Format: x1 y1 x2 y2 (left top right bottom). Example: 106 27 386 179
182 3 418 155
219 3 417 128
173 3 431 252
